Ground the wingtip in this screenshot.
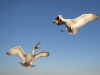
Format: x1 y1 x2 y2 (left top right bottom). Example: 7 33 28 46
6 52 8 55
94 14 99 19
6 50 8 54
96 14 99 19
6 51 10 56
47 52 50 57
96 14 99 16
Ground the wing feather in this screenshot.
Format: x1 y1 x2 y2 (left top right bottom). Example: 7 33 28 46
71 14 99 29
34 51 49 60
6 46 26 62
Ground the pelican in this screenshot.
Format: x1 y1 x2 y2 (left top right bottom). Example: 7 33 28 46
6 42 50 68
53 13 99 35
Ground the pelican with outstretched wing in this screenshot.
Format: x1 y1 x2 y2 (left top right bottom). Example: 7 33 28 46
6 42 49 68
53 13 99 35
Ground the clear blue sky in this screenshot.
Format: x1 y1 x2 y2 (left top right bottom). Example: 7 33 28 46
0 0 100 75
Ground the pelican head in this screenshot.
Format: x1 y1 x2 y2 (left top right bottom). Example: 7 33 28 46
53 15 65 25
33 42 41 50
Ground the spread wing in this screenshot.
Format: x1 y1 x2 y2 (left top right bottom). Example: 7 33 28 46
33 51 49 61
6 46 26 62
71 13 99 29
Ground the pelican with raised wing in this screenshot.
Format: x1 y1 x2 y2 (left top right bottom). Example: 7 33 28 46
53 13 99 35
6 42 50 68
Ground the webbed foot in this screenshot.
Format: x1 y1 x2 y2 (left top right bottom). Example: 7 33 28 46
61 30 66 32
19 62 23 65
31 65 36 67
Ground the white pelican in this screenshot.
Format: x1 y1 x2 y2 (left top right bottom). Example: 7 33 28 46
53 13 99 35
6 42 50 68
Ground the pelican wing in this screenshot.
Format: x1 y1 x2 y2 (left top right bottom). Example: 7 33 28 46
71 14 99 29
34 51 49 60
6 46 26 62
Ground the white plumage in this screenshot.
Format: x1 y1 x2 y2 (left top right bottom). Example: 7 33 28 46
6 42 49 68
53 13 99 35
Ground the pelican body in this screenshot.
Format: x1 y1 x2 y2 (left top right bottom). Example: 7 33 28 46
6 42 50 68
53 13 99 35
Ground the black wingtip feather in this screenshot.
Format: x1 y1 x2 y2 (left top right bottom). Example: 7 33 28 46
47 52 50 57
95 14 99 19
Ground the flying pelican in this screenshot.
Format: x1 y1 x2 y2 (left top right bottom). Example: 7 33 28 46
6 42 50 68
53 13 99 35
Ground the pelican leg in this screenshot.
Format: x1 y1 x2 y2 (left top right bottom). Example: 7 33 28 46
31 65 36 67
61 28 68 32
19 62 23 66
61 29 67 32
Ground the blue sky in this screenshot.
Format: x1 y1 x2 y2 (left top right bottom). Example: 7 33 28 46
0 0 100 75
